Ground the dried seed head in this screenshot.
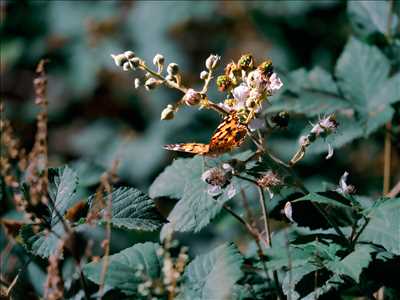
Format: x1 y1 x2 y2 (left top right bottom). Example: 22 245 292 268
257 171 282 189
182 89 202 106
201 167 227 187
167 63 179 75
161 104 175 120
205 54 220 70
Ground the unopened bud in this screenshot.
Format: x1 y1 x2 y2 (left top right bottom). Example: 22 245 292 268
205 54 220 70
124 51 136 59
130 57 141 68
167 63 179 75
153 54 164 66
200 71 208 80
122 61 133 71
161 104 175 120
134 78 140 89
111 54 128 67
145 77 159 90
183 89 201 106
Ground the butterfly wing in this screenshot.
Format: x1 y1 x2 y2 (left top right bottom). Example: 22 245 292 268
208 113 247 156
163 143 209 155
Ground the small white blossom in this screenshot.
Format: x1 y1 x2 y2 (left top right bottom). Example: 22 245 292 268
336 171 356 195
326 143 334 160
232 84 250 104
284 201 294 222
248 117 265 131
267 73 283 93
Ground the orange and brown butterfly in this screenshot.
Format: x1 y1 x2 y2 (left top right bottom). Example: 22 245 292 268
164 112 247 156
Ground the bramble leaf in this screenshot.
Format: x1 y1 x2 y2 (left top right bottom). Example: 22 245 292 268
178 243 243 300
90 187 166 231
83 242 161 296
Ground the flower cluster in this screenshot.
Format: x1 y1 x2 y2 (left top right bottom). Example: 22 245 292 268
217 54 283 127
201 164 236 198
257 170 283 198
111 51 283 129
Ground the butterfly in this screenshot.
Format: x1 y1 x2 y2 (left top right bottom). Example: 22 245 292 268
164 112 247 156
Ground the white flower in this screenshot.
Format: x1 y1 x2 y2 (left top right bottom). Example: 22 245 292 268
284 201 294 222
336 171 356 195
248 117 265 131
325 143 334 160
311 115 338 135
267 73 283 93
232 84 250 104
201 167 236 198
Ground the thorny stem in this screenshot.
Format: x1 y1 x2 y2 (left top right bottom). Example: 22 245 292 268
97 159 120 300
234 174 284 299
387 180 400 198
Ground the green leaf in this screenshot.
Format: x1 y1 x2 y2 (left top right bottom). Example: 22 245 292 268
150 156 245 237
348 1 399 38
335 37 398 134
83 242 161 296
325 244 375 282
268 67 349 117
359 198 400 255
48 166 79 225
21 166 78 258
94 187 165 231
336 37 390 112
178 243 243 300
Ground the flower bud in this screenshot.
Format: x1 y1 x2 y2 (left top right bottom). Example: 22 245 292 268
161 104 175 120
200 70 208 80
165 74 175 82
111 54 128 67
130 57 141 68
122 61 133 71
182 89 201 106
124 51 136 59
216 75 232 92
238 53 254 71
167 63 179 75
134 78 140 89
205 54 220 70
144 77 159 90
153 53 164 66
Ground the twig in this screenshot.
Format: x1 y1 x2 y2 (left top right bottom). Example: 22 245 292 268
387 180 400 198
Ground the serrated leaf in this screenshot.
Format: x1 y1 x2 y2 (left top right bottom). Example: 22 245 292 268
268 67 349 117
178 243 243 300
48 166 79 225
359 198 400 255
21 166 78 258
96 187 165 231
83 242 161 296
348 1 399 38
336 37 390 112
325 244 375 282
150 156 246 237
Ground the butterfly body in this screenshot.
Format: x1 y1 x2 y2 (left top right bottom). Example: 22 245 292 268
163 113 247 156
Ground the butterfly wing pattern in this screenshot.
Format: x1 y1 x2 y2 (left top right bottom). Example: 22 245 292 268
163 113 247 156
